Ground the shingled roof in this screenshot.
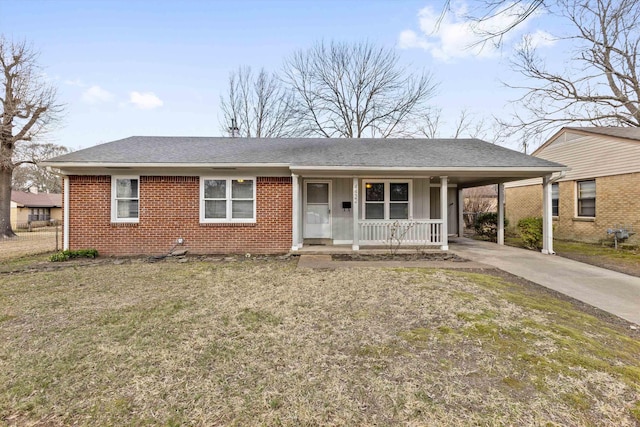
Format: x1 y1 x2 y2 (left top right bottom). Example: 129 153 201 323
11 191 62 208
44 137 564 169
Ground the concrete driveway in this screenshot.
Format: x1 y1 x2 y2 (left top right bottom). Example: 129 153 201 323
450 237 640 325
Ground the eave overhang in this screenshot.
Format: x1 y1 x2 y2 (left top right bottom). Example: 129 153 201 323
43 162 567 188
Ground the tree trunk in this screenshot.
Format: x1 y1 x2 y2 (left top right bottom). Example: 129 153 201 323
0 164 16 238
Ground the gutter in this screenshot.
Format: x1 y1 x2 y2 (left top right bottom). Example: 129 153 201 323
290 166 567 172
546 170 567 184
39 161 291 168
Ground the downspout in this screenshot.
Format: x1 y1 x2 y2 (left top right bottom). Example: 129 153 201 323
63 176 69 250
46 167 70 251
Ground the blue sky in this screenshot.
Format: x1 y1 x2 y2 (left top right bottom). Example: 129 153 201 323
1 0 563 151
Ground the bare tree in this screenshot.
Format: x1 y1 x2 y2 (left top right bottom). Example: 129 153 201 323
12 143 69 193
219 66 296 138
463 185 498 229
441 0 545 48
282 40 438 138
1 37 62 238
500 0 640 147
419 108 491 139
419 107 443 139
441 0 640 149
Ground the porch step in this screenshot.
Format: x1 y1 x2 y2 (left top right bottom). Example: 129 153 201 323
303 238 333 246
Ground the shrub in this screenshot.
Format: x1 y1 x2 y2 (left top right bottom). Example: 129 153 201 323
474 212 508 242
517 217 543 250
49 251 69 262
50 249 99 262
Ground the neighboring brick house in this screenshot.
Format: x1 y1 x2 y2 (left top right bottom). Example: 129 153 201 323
505 127 640 245
42 137 564 256
10 190 62 228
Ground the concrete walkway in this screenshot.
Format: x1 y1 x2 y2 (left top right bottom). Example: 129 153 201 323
449 237 640 325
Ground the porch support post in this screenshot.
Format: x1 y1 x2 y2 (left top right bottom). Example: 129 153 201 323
497 183 505 245
440 176 449 250
291 173 300 251
352 177 359 251
541 175 555 254
457 188 464 237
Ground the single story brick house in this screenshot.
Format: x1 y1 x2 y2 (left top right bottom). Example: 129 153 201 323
42 137 565 256
505 127 640 245
10 190 62 228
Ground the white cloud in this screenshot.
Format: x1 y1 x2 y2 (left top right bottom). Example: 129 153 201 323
65 79 86 87
399 2 547 61
129 91 163 110
82 85 114 104
398 30 430 50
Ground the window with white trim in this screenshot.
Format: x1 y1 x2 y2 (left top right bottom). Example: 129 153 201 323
577 180 595 217
111 176 139 223
364 180 411 220
200 177 256 222
552 183 559 217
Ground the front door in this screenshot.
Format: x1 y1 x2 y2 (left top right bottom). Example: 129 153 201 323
304 181 331 238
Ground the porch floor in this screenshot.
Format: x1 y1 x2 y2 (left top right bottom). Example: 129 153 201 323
295 244 447 255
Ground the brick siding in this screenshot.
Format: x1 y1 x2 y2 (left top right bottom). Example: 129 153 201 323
504 185 542 228
65 176 292 255
506 172 640 244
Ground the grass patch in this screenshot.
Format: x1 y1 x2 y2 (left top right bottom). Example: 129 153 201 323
554 240 639 258
237 308 282 331
631 401 640 422
0 261 638 425
506 237 640 276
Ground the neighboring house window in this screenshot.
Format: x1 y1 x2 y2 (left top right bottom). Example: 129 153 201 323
577 180 596 217
200 177 256 223
552 183 559 217
28 208 51 221
112 176 139 223
364 181 411 220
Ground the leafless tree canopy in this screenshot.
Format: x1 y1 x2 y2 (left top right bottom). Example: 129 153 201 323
442 0 640 150
463 185 498 228
419 107 492 140
0 37 63 238
441 0 545 48
219 66 296 138
282 40 438 138
12 143 69 193
500 0 640 149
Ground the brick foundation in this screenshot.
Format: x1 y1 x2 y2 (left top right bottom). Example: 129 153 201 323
65 176 292 255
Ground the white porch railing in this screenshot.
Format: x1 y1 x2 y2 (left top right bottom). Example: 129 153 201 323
359 220 444 246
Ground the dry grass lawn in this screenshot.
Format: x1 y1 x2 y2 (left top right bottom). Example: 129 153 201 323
1 258 639 426
0 230 59 260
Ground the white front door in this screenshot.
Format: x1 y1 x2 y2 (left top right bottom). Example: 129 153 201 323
304 181 331 238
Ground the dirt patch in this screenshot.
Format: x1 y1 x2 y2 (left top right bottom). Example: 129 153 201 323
332 252 468 262
0 253 294 275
